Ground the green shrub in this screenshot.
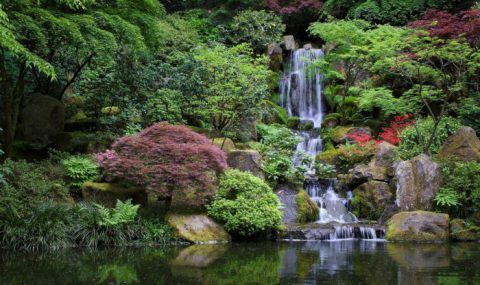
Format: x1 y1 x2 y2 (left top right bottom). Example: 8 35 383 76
140 218 178 245
226 10 285 53
63 155 99 190
397 116 461 160
434 160 480 223
0 202 73 250
72 200 141 247
314 163 336 179
207 170 282 236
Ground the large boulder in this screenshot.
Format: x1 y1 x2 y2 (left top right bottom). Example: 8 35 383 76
350 163 388 186
166 214 231 244
227 150 264 179
394 154 442 211
17 94 65 145
268 43 283 72
372 142 398 176
438 126 480 162
276 184 319 224
352 181 392 220
283 35 296 51
386 211 449 242
82 182 147 207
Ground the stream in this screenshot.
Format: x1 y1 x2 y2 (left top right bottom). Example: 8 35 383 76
1 241 480 284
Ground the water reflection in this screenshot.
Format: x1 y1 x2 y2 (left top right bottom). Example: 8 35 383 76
1 241 479 285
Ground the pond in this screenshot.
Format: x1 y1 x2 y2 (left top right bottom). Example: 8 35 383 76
1 241 480 285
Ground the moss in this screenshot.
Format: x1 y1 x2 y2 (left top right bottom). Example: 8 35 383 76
322 113 341 127
101 106 121 115
212 138 236 153
296 188 319 223
386 211 449 242
298 120 314 131
331 126 351 143
286 117 300 129
82 182 147 207
263 100 288 125
450 219 480 241
166 214 231 243
316 148 341 165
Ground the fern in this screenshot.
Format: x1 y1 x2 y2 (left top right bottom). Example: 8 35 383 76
434 188 460 208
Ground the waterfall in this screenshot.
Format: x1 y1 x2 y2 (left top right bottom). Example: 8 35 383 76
281 47 357 224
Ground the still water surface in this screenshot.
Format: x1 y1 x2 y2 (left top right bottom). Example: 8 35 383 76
1 241 480 285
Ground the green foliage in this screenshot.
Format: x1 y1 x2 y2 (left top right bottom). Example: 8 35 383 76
457 93 480 134
435 160 480 223
207 170 282 236
338 141 377 170
314 163 337 179
226 10 285 53
192 44 271 136
255 124 309 186
140 218 177 245
63 155 99 190
397 117 461 160
72 200 141 247
144 88 185 125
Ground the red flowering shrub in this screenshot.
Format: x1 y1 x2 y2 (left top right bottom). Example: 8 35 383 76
408 9 480 46
379 114 415 145
265 0 323 15
97 123 228 206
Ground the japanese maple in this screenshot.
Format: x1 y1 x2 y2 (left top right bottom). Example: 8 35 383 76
97 123 228 206
265 0 323 15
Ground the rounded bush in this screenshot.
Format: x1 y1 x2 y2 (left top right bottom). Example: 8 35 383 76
207 169 282 236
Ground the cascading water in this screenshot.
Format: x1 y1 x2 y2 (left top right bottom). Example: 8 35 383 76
280 47 357 224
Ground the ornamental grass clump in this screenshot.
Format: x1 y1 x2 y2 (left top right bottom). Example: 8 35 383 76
97 123 228 206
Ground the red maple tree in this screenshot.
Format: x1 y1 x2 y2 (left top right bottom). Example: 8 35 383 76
408 9 480 46
265 0 323 15
97 123 228 206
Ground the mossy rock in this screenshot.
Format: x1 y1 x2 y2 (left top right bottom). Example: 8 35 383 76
331 126 351 144
352 181 392 220
450 219 480 241
166 214 231 244
296 188 319 223
386 211 449 242
261 100 288 125
298 120 314 131
322 113 341 128
316 148 341 165
212 138 236 153
235 141 261 150
82 182 147 207
286 117 300 129
101 106 121 115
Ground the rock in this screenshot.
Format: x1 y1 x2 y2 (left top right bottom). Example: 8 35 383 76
170 184 212 212
303 43 313 50
17 94 65 145
268 43 283 72
438 126 480 162
276 184 298 224
296 188 319 223
316 148 341 165
283 35 296 51
350 163 388 186
276 184 319 224
395 154 442 211
282 223 385 240
322 113 341 128
298 120 314 131
227 150 264 179
100 106 121 115
352 181 392 220
450 219 480 241
386 211 449 242
166 214 231 243
82 182 147 207
286 117 301 129
260 100 288 125
212 138 236 153
372 142 398 176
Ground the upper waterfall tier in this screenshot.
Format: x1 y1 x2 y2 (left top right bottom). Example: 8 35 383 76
280 48 325 128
